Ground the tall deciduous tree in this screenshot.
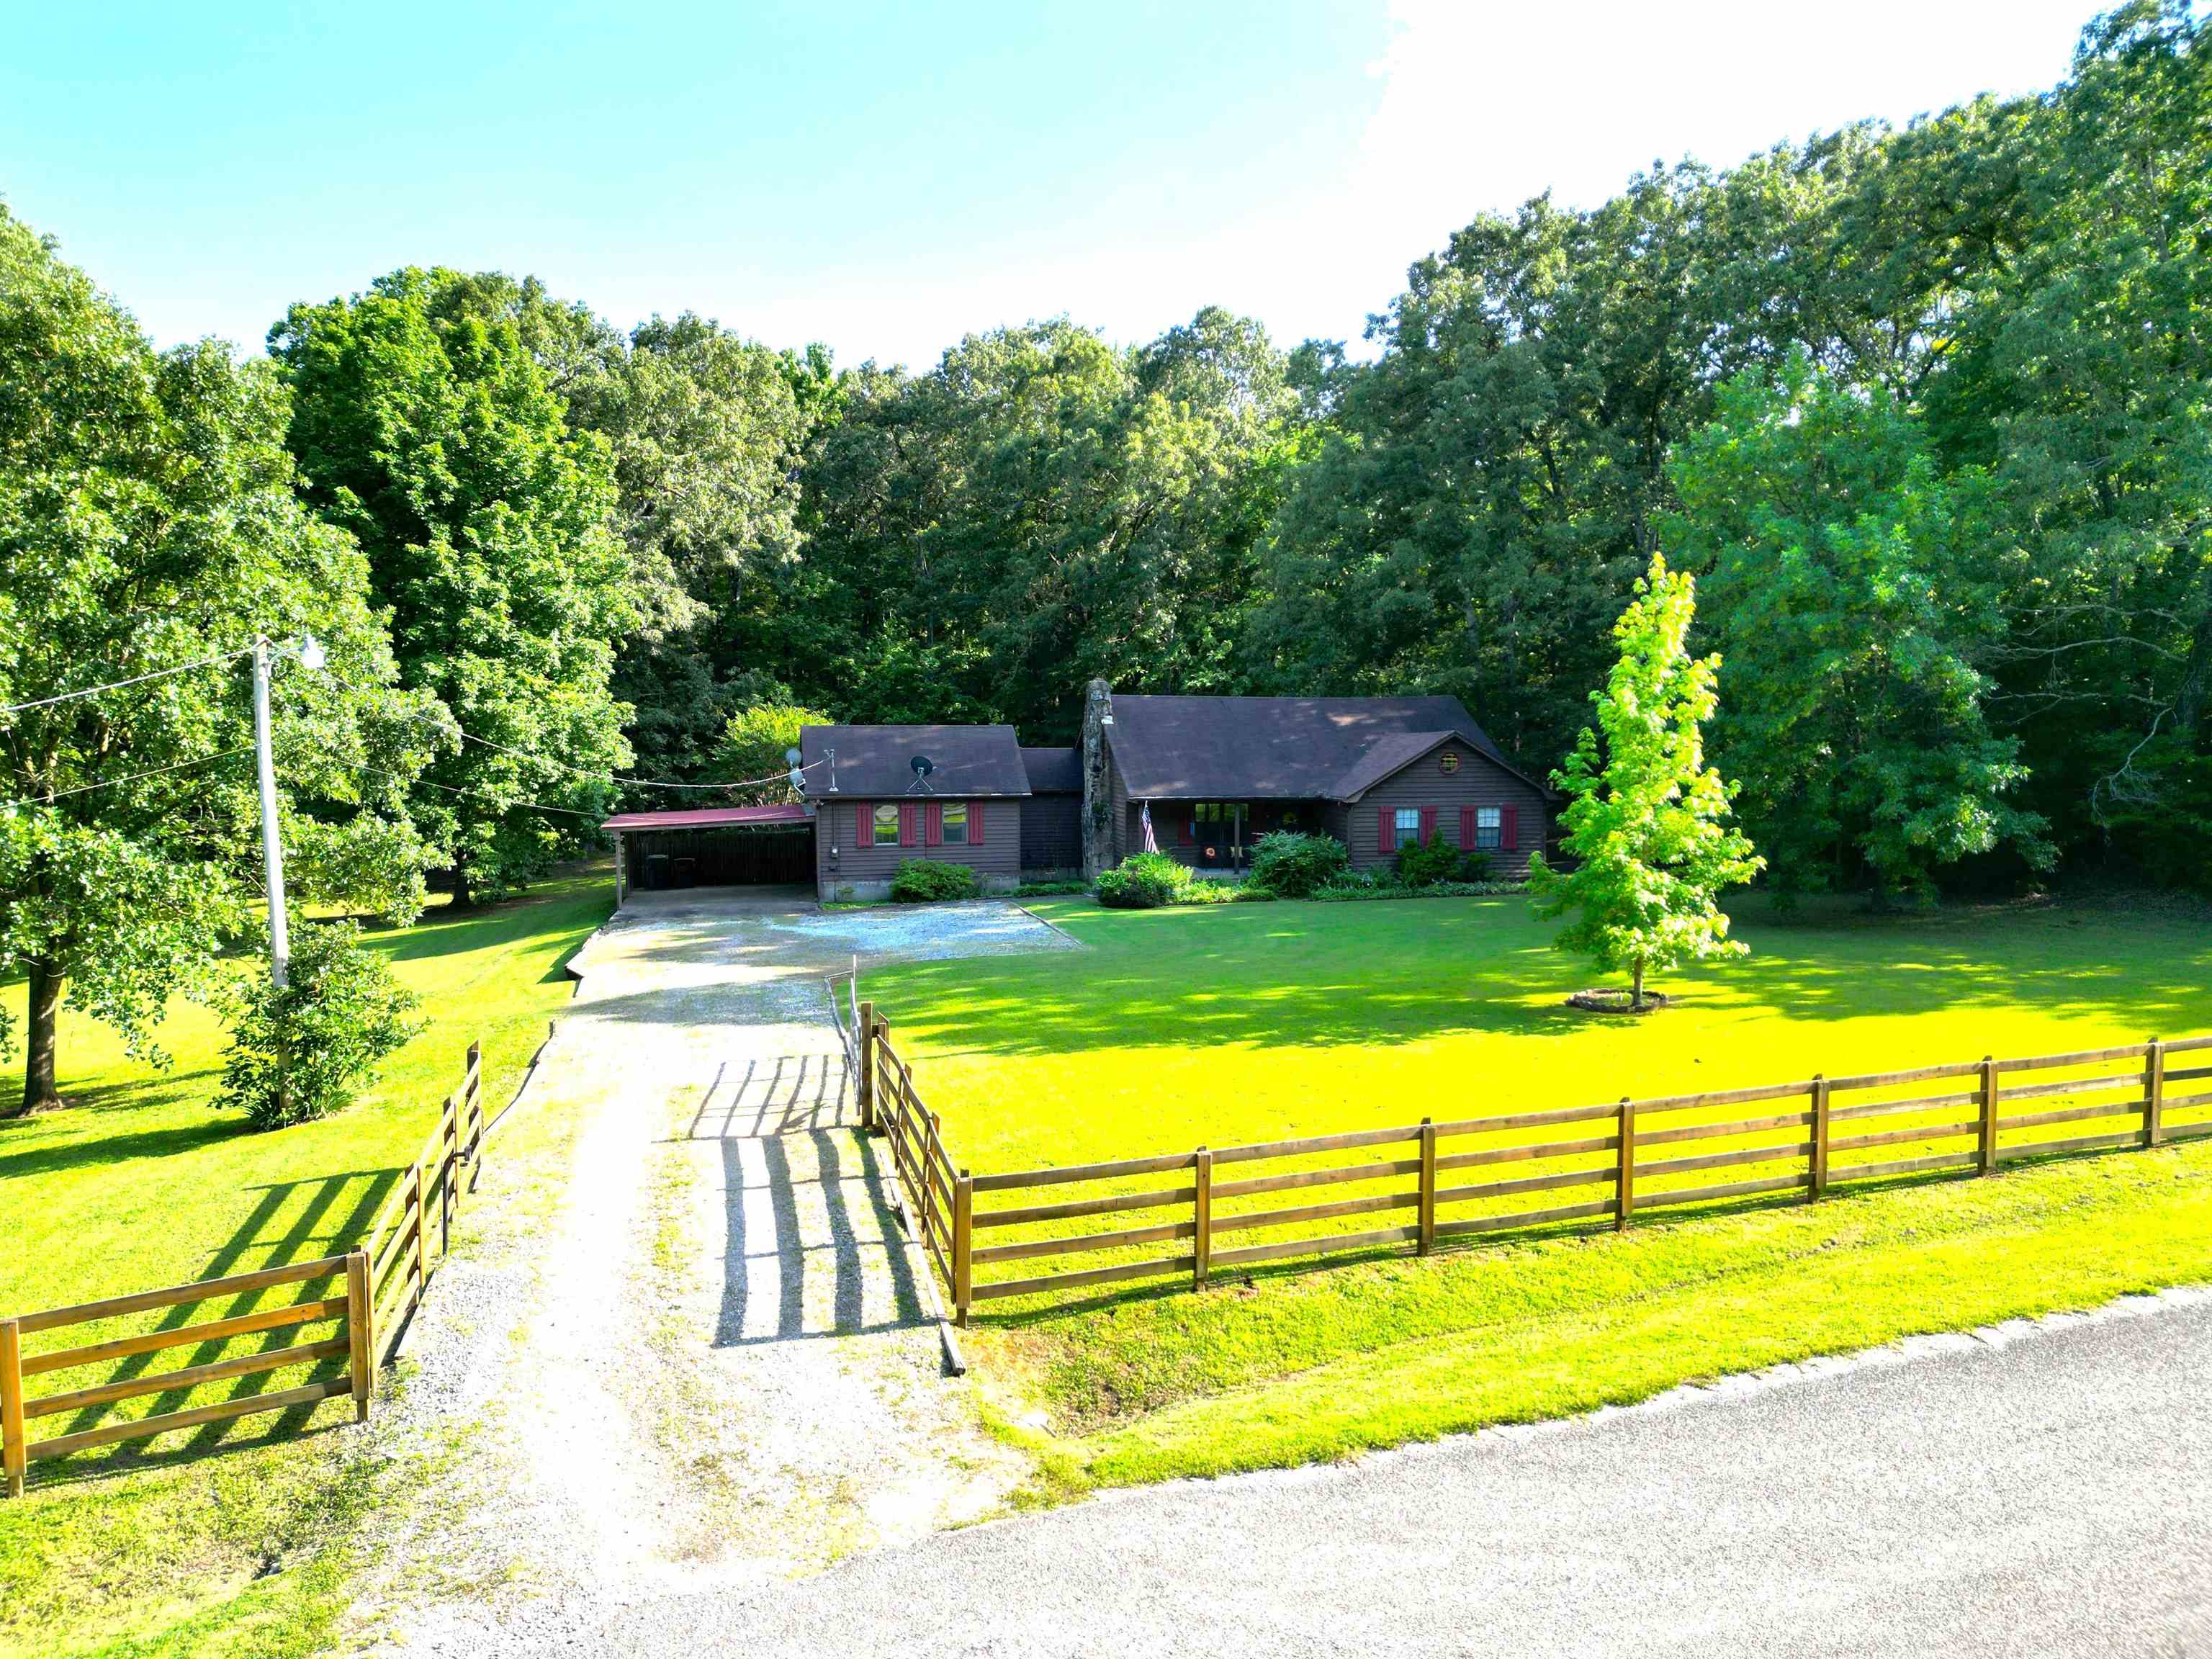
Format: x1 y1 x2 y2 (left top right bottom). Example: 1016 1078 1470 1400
549 313 817 784
1527 556 1763 1010
781 310 1300 739
0 207 435 1115
272 269 637 902
1669 353 2051 900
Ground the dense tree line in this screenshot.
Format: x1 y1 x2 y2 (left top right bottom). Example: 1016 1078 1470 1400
3 1 2206 1112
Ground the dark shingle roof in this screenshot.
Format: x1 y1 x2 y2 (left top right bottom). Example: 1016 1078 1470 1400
799 724 1031 799
1019 745 1082 793
1105 696 1542 799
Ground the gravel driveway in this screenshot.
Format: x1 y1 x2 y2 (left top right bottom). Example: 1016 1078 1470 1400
525 1290 2212 1658
365 888 1066 1653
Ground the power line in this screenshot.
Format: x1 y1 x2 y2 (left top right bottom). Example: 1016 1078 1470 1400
408 774 604 820
1 745 254 811
403 707 824 793
0 646 254 716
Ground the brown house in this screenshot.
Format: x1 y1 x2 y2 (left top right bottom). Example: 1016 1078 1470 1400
1079 685 1557 880
801 723 1030 900
608 692 1555 907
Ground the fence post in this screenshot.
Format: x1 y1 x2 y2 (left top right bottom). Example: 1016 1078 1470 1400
1417 1119 1437 1255
346 1249 374 1423
1193 1147 1213 1288
413 1157 431 1293
1977 1056 2000 1175
1 1318 24 1499
439 1097 457 1252
1615 1097 1635 1231
464 1041 482 1187
1809 1075 1830 1202
2146 1037 2166 1148
856 999 876 1130
953 1172 974 1326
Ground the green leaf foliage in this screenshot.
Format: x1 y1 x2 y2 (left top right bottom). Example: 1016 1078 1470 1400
1528 557 1764 1007
0 207 435 1115
1668 351 2053 900
889 859 980 903
212 920 421 1130
271 269 637 901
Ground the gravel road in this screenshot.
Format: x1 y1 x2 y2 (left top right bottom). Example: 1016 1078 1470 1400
567 1289 2212 1658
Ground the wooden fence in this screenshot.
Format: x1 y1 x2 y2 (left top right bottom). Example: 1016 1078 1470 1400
1 1042 486 1498
847 1015 2212 1326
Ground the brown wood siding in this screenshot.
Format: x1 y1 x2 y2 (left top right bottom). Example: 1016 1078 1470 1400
814 799 1022 897
1343 742 1551 876
1021 793 1083 873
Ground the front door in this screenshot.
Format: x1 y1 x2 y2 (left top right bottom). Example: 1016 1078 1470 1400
1191 802 1247 868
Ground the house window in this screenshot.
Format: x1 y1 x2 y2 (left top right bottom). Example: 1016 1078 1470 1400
872 804 899 845
1475 806 1502 850
941 801 968 845
1394 808 1422 843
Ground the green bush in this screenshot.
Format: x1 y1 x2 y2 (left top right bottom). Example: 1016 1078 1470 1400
1015 879 1091 897
215 921 421 1130
891 859 980 902
1246 831 1350 897
1096 851 1192 909
1459 848 1494 881
1313 875 1527 902
1394 835 1462 887
1176 878 1235 904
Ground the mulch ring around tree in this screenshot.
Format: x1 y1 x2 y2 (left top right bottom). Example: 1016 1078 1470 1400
1565 988 1673 1015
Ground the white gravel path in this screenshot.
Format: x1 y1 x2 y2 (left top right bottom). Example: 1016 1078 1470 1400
351 889 1058 1653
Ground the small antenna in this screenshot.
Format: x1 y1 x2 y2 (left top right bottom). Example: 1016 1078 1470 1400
827 746 838 793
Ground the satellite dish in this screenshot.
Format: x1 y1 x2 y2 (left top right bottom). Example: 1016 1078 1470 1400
910 755 935 778
784 747 802 766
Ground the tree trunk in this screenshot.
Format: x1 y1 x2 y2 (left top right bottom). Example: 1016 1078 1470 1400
13 958 66 1116
1631 956 1646 1013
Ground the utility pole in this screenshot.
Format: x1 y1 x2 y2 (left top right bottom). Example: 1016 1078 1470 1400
252 637 291 990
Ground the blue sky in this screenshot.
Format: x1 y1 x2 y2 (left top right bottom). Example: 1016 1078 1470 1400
4 0 2100 368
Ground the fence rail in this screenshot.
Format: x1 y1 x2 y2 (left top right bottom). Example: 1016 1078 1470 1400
1 1041 487 1498
848 1017 2212 1326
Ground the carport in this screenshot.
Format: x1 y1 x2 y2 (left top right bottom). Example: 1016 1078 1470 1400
603 804 815 902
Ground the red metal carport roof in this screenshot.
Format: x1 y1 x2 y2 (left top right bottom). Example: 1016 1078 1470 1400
601 804 810 832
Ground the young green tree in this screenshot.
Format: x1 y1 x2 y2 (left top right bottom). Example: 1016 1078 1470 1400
1527 556 1763 1010
1670 352 2051 901
272 269 637 902
0 207 436 1115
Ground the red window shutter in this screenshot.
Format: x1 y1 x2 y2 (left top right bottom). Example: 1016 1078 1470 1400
1419 806 1437 845
925 801 943 847
1377 806 1395 854
1459 806 1475 848
969 801 984 844
859 804 873 848
1179 810 1194 847
1501 804 1519 851
900 804 919 848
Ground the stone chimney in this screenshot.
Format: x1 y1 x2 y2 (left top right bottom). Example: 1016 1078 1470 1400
1080 678 1114 880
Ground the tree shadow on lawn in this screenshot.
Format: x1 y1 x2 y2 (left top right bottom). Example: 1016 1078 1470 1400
868 901 2212 1064
0 1074 240 1180
21 1166 403 1491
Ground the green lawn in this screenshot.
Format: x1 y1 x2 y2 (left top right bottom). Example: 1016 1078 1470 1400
0 868 613 1659
860 891 2212 1492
